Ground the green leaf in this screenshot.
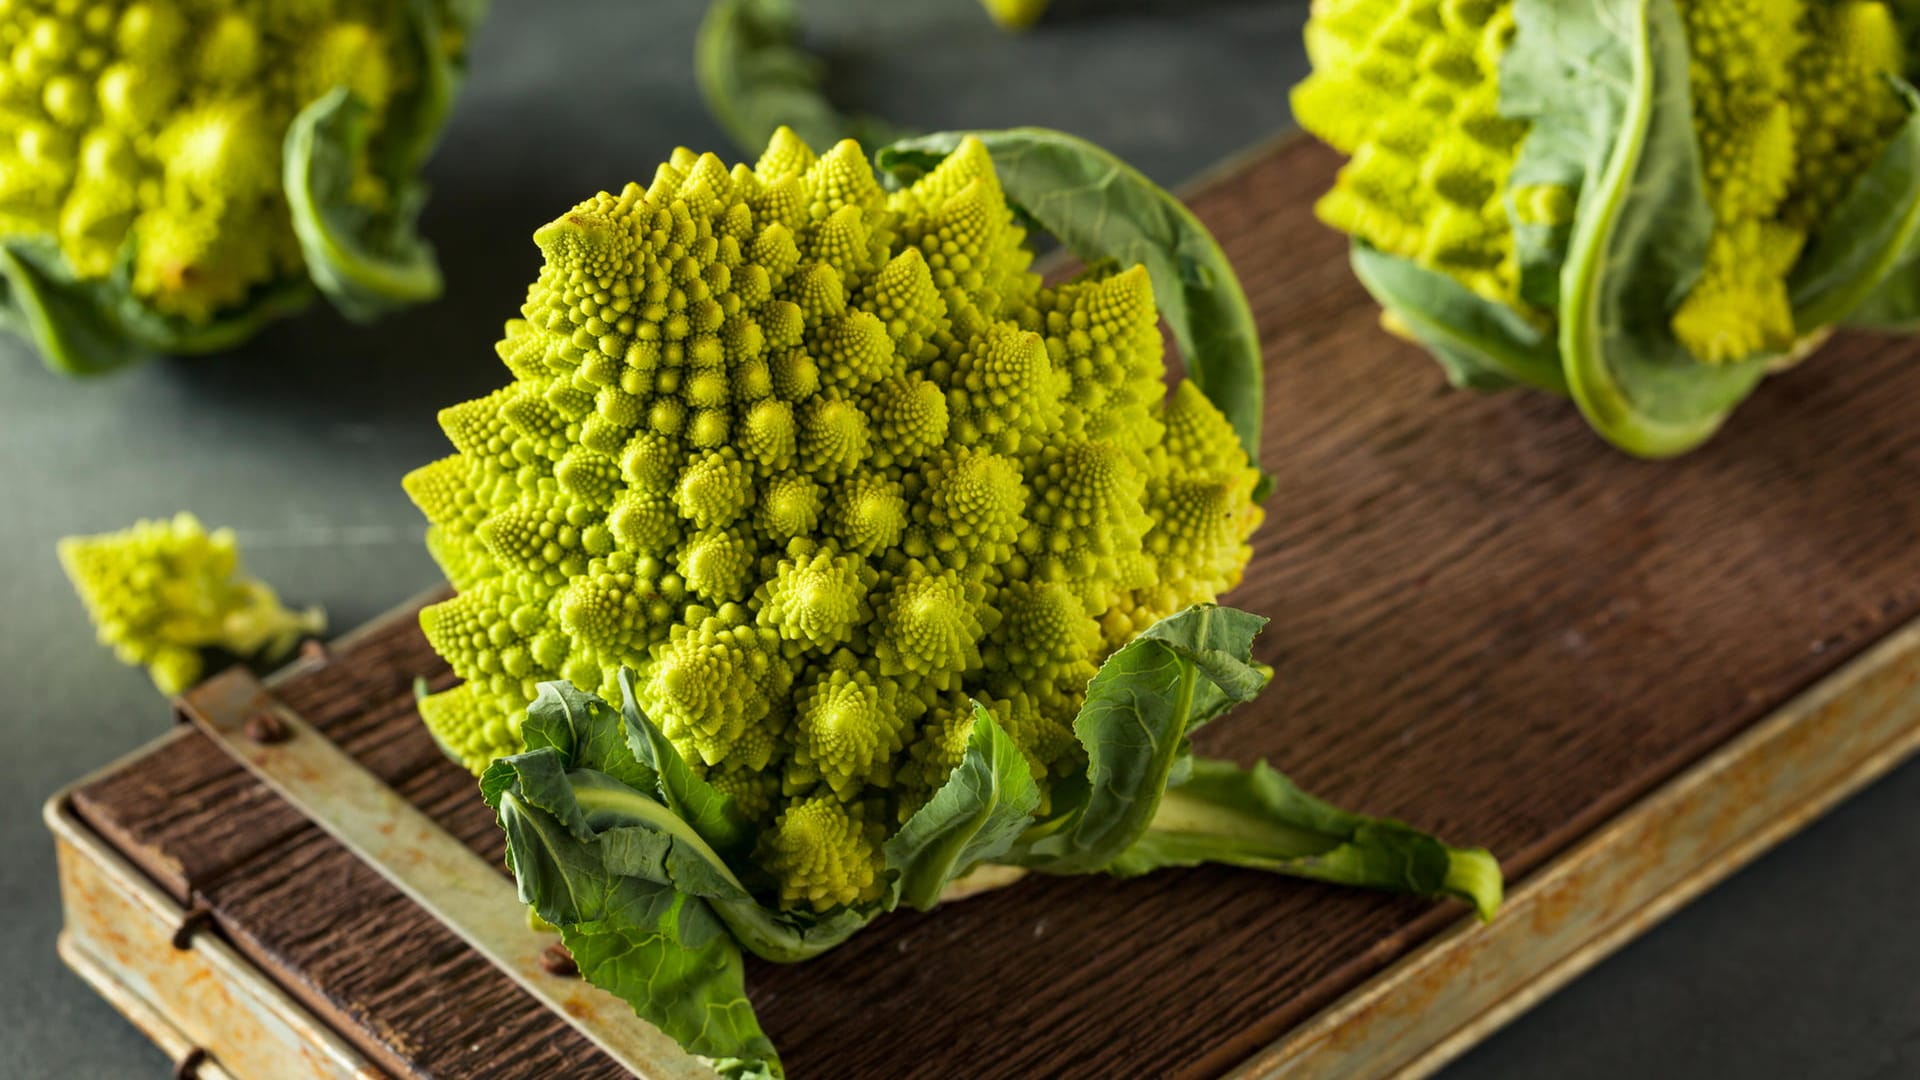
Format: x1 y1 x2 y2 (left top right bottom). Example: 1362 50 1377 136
1522 0 1769 457
877 128 1266 466
0 239 312 375
282 0 478 321
1012 605 1270 874
1137 602 1271 732
569 772 752 901
884 703 1041 911
1107 758 1503 922
617 668 755 859
284 87 443 321
504 748 592 837
1499 0 1603 312
485 755 781 1073
696 0 900 156
522 679 659 795
493 678 878 967
1349 242 1567 394
384 0 481 179
561 905 778 1076
0 244 149 375
494 784 611 924
1826 75 1920 333
483 751 750 900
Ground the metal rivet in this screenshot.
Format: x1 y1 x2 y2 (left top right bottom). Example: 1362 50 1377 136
243 711 290 744
171 903 214 951
539 942 578 977
171 1046 207 1080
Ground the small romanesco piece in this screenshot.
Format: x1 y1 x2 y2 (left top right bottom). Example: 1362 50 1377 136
59 512 325 694
405 128 1265 911
758 793 887 912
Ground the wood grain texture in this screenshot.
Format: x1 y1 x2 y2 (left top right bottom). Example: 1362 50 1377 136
69 135 1920 1079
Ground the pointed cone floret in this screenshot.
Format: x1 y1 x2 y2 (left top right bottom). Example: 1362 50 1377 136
756 125 818 183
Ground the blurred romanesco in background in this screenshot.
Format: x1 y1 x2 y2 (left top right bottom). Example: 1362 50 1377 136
1291 0 1920 456
0 0 484 374
697 0 1050 161
58 513 324 694
979 0 1050 30
405 127 1264 909
1293 0 1530 312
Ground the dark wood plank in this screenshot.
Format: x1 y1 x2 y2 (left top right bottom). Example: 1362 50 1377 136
68 729 296 903
66 602 573 1080
204 761 622 1080
68 600 458 905
69 135 1920 1080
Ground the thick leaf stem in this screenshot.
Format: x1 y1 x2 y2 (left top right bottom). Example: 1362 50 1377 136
1109 758 1504 921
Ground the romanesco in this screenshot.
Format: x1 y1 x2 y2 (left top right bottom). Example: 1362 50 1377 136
1294 0 1920 456
1294 0 1907 365
0 0 481 373
459 129 1503 1074
406 127 1264 909
979 0 1051 29
59 512 325 694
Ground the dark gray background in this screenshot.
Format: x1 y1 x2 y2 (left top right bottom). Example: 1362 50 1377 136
3 2 1915 1076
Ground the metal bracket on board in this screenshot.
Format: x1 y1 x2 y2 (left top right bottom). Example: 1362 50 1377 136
175 667 713 1080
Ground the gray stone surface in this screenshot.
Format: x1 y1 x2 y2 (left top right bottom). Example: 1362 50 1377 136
0 2 1911 1077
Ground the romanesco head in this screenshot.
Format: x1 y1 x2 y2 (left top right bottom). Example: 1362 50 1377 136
406 129 1265 910
1294 0 1908 367
0 1 463 337
58 512 324 694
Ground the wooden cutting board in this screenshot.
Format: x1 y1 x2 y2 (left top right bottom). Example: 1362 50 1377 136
49 133 1920 1080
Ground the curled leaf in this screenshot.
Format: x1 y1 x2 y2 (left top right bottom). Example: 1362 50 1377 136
697 0 898 156
1012 605 1270 874
1110 758 1503 921
885 703 1040 911
284 88 444 321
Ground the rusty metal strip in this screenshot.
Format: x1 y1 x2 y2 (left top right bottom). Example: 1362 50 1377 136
59 934 240 1080
175 667 713 1080
1235 613 1920 1080
46 789 374 1080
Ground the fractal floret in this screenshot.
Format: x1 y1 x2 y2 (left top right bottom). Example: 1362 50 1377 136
1293 0 1920 456
58 512 324 694
406 126 1264 908
0 0 483 374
